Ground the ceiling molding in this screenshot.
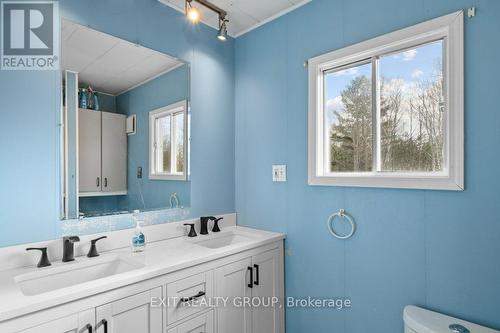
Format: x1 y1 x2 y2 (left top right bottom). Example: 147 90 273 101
116 61 185 96
233 0 312 38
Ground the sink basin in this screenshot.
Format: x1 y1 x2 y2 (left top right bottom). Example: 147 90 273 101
15 255 144 296
195 234 253 249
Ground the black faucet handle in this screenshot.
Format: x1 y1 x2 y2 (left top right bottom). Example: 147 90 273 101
87 236 107 258
184 223 197 237
26 247 51 268
212 217 223 232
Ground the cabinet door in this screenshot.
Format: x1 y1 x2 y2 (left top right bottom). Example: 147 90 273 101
96 288 162 333
19 309 94 333
215 258 252 333
79 109 102 193
251 249 281 333
101 112 127 193
167 310 213 333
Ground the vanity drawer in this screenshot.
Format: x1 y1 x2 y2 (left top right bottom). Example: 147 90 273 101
167 310 214 333
166 271 214 326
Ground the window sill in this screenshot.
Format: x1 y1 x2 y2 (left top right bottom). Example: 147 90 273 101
308 174 464 191
149 174 187 181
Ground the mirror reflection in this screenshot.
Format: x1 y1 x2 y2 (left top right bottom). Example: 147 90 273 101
61 20 190 219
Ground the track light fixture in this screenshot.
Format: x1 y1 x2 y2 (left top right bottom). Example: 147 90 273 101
217 15 228 41
185 0 229 41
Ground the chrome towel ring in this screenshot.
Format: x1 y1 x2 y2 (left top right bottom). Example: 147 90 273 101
327 209 356 240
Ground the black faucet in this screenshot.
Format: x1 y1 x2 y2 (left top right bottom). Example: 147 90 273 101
87 236 107 258
184 223 197 237
212 217 223 232
62 236 80 262
26 247 51 268
200 216 217 235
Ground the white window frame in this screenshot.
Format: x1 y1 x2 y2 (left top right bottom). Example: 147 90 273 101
308 11 464 191
149 100 188 181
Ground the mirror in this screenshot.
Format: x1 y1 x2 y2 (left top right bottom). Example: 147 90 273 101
61 20 190 220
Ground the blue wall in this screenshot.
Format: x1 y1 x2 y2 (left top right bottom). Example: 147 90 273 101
97 93 116 113
0 0 235 247
117 65 191 211
235 0 500 332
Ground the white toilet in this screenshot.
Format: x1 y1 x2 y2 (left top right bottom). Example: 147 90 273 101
404 305 500 333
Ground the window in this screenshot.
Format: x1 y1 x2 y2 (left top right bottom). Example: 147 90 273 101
308 12 463 190
149 100 188 180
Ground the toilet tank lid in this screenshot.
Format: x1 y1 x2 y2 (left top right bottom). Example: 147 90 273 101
404 306 499 333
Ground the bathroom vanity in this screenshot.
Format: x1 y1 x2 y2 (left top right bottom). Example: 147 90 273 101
0 223 285 333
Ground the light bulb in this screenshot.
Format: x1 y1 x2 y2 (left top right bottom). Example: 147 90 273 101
186 6 200 23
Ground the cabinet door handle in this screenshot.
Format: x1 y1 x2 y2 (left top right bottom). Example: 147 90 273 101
100 319 108 333
254 264 260 286
85 324 93 333
96 177 100 187
104 177 108 187
180 291 206 303
248 266 253 288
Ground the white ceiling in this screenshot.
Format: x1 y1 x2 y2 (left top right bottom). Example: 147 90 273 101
62 20 183 95
159 0 311 37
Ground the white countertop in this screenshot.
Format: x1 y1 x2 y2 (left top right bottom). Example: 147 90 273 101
0 226 285 323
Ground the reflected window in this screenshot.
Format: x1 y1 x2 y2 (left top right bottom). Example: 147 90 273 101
149 101 188 180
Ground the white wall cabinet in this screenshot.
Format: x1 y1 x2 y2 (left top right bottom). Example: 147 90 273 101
78 109 102 193
79 109 127 196
101 112 127 194
6 242 283 333
215 248 281 333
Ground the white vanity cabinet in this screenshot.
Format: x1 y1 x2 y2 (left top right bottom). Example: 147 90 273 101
95 288 162 333
78 109 127 196
3 240 284 333
167 311 214 333
166 271 214 325
215 248 281 333
18 309 94 333
250 249 281 333
215 258 252 333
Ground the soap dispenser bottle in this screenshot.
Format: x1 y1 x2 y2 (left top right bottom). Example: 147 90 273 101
132 210 146 252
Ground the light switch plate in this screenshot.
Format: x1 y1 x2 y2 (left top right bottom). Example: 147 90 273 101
272 165 287 182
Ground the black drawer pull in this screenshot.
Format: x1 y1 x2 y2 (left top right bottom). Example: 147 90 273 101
254 264 260 286
180 291 206 303
100 319 107 333
248 266 253 288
